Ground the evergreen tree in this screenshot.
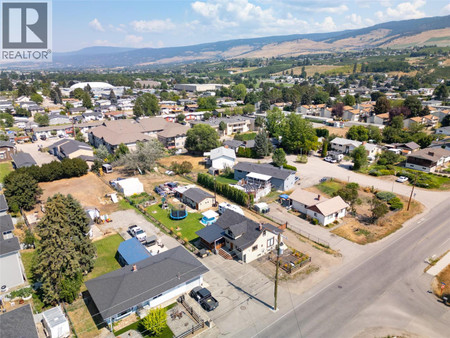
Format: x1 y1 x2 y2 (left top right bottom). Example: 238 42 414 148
4 172 42 211
35 194 95 304
109 89 117 105
272 148 287 167
254 130 271 158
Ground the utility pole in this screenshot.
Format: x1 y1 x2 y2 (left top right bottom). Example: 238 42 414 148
213 171 217 206
274 232 281 311
407 172 418 211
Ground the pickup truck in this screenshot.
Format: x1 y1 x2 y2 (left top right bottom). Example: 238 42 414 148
190 287 219 311
128 225 147 242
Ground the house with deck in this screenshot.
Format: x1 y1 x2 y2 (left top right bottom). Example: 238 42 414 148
233 162 296 191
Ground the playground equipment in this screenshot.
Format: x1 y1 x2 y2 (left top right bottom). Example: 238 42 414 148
170 204 188 220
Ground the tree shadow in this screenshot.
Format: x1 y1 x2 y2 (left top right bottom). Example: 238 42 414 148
81 290 107 330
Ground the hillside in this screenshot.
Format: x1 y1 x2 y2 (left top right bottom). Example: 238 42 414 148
47 15 450 68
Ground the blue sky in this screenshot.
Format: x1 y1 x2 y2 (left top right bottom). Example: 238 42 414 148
52 0 450 52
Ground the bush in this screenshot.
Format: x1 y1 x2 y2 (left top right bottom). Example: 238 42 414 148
369 170 381 176
379 169 395 176
376 191 396 202
312 218 319 225
170 161 193 174
295 155 308 163
283 164 297 171
141 307 167 336
388 197 403 210
236 147 255 158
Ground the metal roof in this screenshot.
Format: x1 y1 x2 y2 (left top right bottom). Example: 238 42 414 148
117 238 152 265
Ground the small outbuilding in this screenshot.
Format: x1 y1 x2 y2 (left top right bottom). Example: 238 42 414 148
116 178 144 196
200 209 219 226
42 306 71 338
117 237 152 266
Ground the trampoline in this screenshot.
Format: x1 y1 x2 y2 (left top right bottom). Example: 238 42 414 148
170 204 188 220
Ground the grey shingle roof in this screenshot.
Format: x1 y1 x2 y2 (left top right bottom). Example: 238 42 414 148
233 162 295 180
0 304 39 338
11 152 36 168
85 246 208 320
183 188 214 204
0 215 13 232
0 194 8 212
214 209 281 250
195 223 224 243
0 141 14 148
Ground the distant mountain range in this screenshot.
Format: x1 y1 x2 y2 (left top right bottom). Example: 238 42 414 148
44 15 450 68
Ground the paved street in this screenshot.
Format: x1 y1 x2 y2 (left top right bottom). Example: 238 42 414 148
233 198 450 338
287 155 450 209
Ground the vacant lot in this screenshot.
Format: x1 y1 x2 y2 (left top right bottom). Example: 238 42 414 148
66 297 105 338
0 161 12 182
158 155 207 173
38 172 116 213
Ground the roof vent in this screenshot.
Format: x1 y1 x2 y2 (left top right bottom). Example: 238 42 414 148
317 194 321 201
132 264 137 272
428 152 434 156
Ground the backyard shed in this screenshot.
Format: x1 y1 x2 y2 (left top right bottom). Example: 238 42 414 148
42 306 71 338
116 178 144 196
117 237 152 266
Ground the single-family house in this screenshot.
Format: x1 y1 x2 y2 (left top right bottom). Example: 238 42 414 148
41 306 71 338
436 126 450 136
69 107 87 115
49 139 94 161
209 146 236 171
330 137 381 157
195 209 283 263
0 195 8 216
181 187 214 211
49 114 71 126
370 113 390 125
384 142 420 155
0 304 39 338
289 189 349 226
0 141 16 162
190 116 253 136
11 152 36 169
0 215 25 290
406 148 450 172
85 246 209 328
117 237 152 266
233 162 296 191
343 108 360 122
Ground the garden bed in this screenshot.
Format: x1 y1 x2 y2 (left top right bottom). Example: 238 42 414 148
269 249 311 274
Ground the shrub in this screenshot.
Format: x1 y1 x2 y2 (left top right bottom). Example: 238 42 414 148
312 218 319 225
369 170 381 176
379 169 395 176
376 191 396 202
283 164 297 171
388 197 403 210
295 155 308 163
141 307 167 336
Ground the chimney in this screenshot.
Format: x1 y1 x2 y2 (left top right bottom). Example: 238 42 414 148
132 264 137 272
317 194 321 201
428 152 434 156
224 144 229 148
259 223 262 231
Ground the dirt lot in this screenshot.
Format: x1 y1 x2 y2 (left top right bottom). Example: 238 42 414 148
322 126 350 137
36 173 117 214
158 155 208 173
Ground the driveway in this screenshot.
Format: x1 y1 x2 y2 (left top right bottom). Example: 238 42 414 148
16 138 59 166
287 155 450 209
101 209 181 251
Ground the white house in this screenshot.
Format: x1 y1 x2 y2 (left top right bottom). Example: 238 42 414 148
330 137 381 157
85 247 209 329
209 146 237 170
115 178 144 196
42 306 71 338
289 188 349 226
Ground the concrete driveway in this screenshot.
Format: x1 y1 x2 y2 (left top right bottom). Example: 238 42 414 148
101 209 181 251
287 154 450 209
16 138 59 166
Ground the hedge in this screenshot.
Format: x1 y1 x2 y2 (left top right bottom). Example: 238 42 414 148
236 147 257 158
283 164 297 171
197 173 253 206
6 158 88 183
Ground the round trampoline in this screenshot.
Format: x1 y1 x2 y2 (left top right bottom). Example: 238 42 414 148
170 204 188 220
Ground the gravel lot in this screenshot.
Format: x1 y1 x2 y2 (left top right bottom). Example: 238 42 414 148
16 138 59 166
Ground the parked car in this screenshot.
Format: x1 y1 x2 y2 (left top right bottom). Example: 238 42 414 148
324 156 337 163
128 225 147 242
165 170 175 176
154 186 166 196
396 176 408 183
190 287 219 311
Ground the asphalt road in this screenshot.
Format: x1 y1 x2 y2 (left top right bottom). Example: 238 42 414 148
233 198 450 338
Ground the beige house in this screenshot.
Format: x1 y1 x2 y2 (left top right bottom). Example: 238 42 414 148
180 188 214 211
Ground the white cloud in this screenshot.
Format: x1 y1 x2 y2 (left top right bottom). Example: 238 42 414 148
314 16 337 32
378 0 427 20
108 24 127 33
191 1 220 17
124 35 143 45
303 4 349 13
130 19 175 33
346 13 363 26
443 3 450 14
89 18 105 32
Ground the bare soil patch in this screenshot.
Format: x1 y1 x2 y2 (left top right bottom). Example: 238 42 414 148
158 155 208 173
432 261 450 299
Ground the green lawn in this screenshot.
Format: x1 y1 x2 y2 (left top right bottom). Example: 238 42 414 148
214 173 238 185
0 162 12 183
146 204 203 241
85 234 123 282
234 132 256 141
315 180 344 196
114 304 176 337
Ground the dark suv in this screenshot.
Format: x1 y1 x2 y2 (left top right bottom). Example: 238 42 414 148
190 287 219 311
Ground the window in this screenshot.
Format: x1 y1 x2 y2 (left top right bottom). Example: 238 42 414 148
267 238 274 247
314 212 317 217
252 245 258 252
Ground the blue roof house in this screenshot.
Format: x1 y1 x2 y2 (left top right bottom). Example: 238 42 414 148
117 237 151 266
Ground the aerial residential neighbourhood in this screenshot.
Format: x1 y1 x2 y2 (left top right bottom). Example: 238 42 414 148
0 2 450 338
